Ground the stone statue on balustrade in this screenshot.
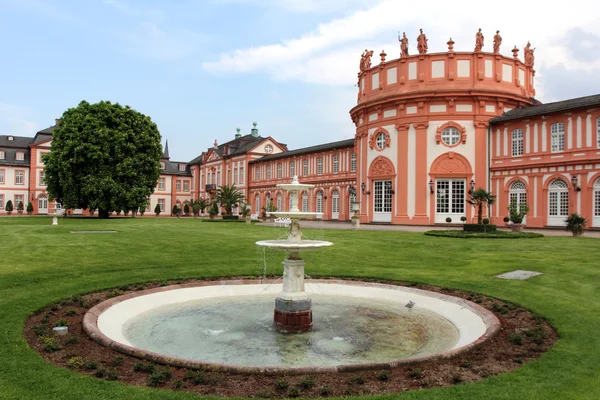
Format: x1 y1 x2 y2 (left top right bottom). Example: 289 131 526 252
359 49 374 72
493 30 502 54
417 29 428 55
398 32 409 57
524 41 535 67
474 28 484 52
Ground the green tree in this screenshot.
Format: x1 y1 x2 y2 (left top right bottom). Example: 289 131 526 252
466 188 496 224
216 185 245 216
5 200 13 214
26 202 34 215
154 203 161 216
42 100 163 219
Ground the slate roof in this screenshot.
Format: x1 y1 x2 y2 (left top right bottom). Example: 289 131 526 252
161 159 192 176
188 134 272 165
490 93 600 123
249 139 354 164
0 135 33 166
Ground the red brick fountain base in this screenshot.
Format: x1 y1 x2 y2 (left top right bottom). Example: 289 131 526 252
273 309 312 333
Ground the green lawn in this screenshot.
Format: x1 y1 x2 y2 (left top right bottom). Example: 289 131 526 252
0 217 599 400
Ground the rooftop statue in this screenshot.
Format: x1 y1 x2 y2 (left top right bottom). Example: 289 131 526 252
475 28 484 52
524 41 535 67
417 29 428 55
398 31 409 57
359 49 374 72
493 30 502 54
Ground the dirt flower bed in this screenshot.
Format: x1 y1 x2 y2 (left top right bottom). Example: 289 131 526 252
25 277 557 398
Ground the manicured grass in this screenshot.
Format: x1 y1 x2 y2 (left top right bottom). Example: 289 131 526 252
424 230 544 239
1 216 599 399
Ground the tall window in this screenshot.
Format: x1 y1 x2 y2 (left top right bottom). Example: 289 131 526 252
594 178 600 217
303 159 308 176
15 171 24 184
183 181 189 191
512 129 524 156
316 191 323 213
15 195 23 208
551 123 565 152
350 153 356 172
39 171 46 185
509 181 527 215
597 117 600 148
158 199 165 212
239 166 244 184
0 170 4 184
255 194 260 214
158 177 165 191
290 161 295 177
317 157 323 175
176 180 181 191
266 165 271 180
277 163 282 178
376 132 386 149
234 167 238 185
0 151 4 159
549 179 569 216
277 193 282 211
255 167 260 181
302 192 308 212
160 162 165 170
333 155 339 174
0 194 3 209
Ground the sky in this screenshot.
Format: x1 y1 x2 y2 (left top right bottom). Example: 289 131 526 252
1 0 600 162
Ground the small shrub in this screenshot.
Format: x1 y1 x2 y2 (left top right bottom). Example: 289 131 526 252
40 335 61 352
288 387 300 397
110 357 124 367
183 370 196 380
172 380 184 389
319 385 332 396
67 356 85 369
118 285 129 291
408 368 422 378
493 303 508 314
508 333 523 345
300 377 315 388
106 289 123 298
94 368 106 378
193 373 206 385
33 324 47 336
54 319 68 327
254 390 274 398
65 335 79 345
513 357 523 364
50 304 59 312
147 368 172 387
135 284 145 291
85 361 98 370
133 362 155 373
64 309 77 317
104 368 119 381
445 217 452 223
503 216 510 223
463 223 497 233
349 375 364 385
460 216 467 223
41 314 51 324
376 371 390 381
461 359 472 368
525 325 547 344
275 379 289 390
452 373 463 383
482 218 490 225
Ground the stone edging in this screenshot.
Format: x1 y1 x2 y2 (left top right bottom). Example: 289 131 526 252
83 279 501 376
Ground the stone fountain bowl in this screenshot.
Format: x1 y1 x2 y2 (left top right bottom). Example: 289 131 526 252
268 211 324 219
255 240 333 252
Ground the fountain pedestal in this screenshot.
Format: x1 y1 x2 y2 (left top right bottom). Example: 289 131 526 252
274 257 312 333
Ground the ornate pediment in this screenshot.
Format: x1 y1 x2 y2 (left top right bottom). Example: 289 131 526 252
368 156 395 177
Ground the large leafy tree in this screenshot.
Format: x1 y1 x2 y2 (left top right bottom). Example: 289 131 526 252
466 188 496 224
216 185 245 216
43 100 163 218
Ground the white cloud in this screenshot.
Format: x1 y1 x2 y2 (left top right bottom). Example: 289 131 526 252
210 0 366 14
203 0 600 102
0 104 38 135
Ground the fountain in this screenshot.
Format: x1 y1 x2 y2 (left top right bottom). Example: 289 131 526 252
256 176 332 333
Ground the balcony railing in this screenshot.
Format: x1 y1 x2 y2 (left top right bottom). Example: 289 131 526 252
205 184 216 191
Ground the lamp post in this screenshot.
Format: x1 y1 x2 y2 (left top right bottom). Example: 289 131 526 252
429 179 434 193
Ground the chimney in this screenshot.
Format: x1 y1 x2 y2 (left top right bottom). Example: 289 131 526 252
55 118 60 126
235 127 241 139
251 121 259 137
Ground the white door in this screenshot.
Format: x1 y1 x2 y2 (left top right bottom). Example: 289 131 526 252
38 195 48 214
331 190 340 220
593 178 600 227
548 179 569 226
435 179 465 223
509 181 528 225
373 180 392 222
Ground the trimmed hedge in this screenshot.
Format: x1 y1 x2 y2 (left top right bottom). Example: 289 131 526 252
463 223 497 233
222 215 239 220
425 230 543 239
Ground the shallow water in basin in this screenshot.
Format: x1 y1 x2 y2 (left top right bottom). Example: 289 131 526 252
123 295 459 367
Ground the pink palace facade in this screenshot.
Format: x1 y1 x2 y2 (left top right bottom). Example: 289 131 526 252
1 29 600 229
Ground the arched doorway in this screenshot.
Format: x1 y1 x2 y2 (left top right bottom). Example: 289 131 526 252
38 195 48 214
316 191 323 214
593 178 600 228
368 156 395 223
331 190 340 220
548 178 569 226
509 181 527 225
430 152 473 224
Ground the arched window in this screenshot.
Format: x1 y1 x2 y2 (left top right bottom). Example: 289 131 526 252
276 193 282 212
509 181 527 216
548 178 569 225
331 190 340 219
596 118 600 148
512 129 524 156
593 178 600 227
442 127 461 146
302 192 308 212
255 194 260 214
376 132 386 150
316 191 323 213
551 123 565 152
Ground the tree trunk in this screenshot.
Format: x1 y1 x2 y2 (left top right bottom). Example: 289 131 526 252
478 203 483 224
98 208 110 219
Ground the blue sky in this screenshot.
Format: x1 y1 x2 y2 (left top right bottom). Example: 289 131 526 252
1 0 600 162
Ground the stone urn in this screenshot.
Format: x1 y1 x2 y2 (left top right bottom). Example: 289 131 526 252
511 224 524 232
246 215 252 224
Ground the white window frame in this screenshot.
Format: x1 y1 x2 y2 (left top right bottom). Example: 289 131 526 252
596 117 600 148
255 167 260 181
442 127 461 146
290 161 295 177
266 165 271 180
551 123 565 153
39 170 46 186
512 129 524 156
316 191 323 213
376 132 386 150
350 153 356 172
0 151 4 160
333 155 339 174
0 170 4 184
176 180 181 191
158 177 165 191
317 157 323 175
0 194 3 209
277 163 282 178
158 199 165 212
303 159 308 176
15 152 24 161
302 192 308 212
179 164 185 172
183 181 189 192
15 171 24 184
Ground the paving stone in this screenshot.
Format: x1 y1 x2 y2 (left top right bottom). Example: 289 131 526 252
495 270 542 280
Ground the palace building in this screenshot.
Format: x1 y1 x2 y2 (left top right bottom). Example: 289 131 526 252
1 29 599 228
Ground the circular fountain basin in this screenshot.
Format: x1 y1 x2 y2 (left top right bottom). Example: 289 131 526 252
255 240 333 252
84 280 499 374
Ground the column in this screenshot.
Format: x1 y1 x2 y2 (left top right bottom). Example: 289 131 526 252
412 122 429 223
